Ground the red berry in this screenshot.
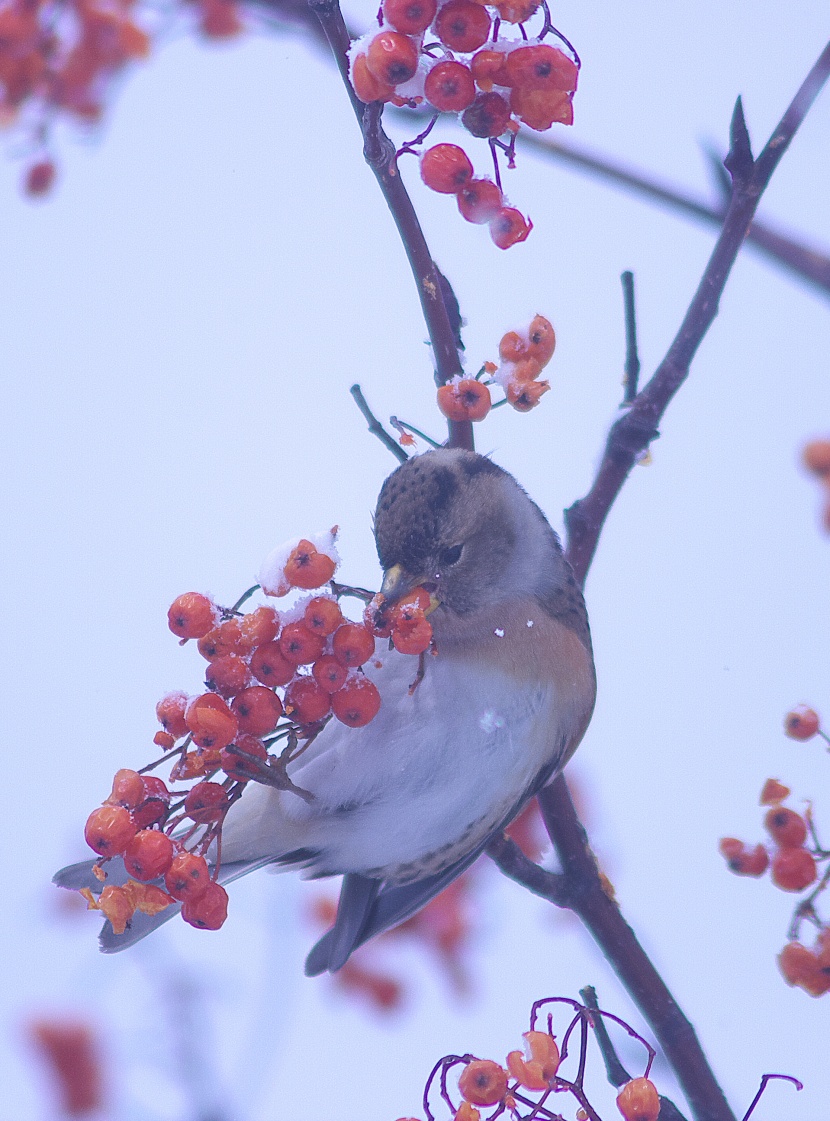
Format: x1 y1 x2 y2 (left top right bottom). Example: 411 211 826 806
420 144 474 194
182 881 229 930
425 60 476 112
803 440 830 478
491 207 532 250
185 693 239 750
133 776 171 829
392 616 433 655
164 852 211 902
124 830 174 881
506 377 549 409
382 0 436 33
784 705 820 741
616 1077 660 1121
280 621 326 665
153 730 176 750
250 641 295 686
778 941 830 996
461 92 511 138
84 805 137 857
205 653 251 698
220 734 268 781
526 314 556 366
25 159 56 197
764 806 808 848
331 676 381 727
718 838 769 876
771 847 817 892
106 769 144 809
759 778 791 805
437 379 491 422
231 686 283 736
184 781 230 824
364 593 394 638
285 676 331 724
238 606 280 651
494 0 540 23
470 48 510 91
509 85 573 130
366 30 419 87
303 596 343 636
198 619 243 660
332 623 376 668
156 692 189 739
505 45 578 92
457 178 503 223
458 1060 508 1106
312 655 349 694
435 1 491 53
351 52 394 103
167 593 216 639
283 539 337 590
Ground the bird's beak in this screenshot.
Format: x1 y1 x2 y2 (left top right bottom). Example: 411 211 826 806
380 564 441 615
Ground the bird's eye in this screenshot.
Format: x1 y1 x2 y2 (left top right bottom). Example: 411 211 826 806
439 544 463 567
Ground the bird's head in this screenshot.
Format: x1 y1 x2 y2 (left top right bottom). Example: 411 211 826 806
373 448 569 626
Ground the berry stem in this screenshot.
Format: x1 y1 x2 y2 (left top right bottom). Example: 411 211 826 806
389 416 442 448
308 0 474 452
350 383 409 463
229 584 260 613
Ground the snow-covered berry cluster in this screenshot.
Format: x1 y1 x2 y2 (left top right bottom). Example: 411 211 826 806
349 0 579 248
76 530 434 937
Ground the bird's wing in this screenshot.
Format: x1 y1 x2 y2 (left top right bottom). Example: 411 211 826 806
304 758 561 976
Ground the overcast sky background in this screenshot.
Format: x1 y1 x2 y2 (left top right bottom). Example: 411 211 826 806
2 2 829 1118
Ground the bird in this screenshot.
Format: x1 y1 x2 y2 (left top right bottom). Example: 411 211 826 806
55 447 596 974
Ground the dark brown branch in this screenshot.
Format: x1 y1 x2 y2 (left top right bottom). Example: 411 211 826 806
620 271 640 405
308 0 474 452
515 131 830 301
350 384 409 463
564 42 830 586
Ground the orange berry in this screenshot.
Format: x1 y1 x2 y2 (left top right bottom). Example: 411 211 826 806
351 52 394 103
304 596 343 636
760 778 791 805
25 159 56 197
802 439 830 478
490 208 533 250
391 605 433 654
231 685 283 736
283 539 337 590
771 847 817 892
220 733 268 781
364 593 394 638
205 653 251 698
332 676 382 727
509 85 573 130
425 60 476 112
156 691 189 739
420 144 474 194
312 654 349 694
382 0 437 33
171 751 212 781
494 0 539 22
435 1 491 53
527 314 556 365
454 1106 481 1121
778 941 830 997
164 852 211 902
184 781 230 824
470 48 510 91
511 357 544 382
506 377 549 409
280 620 326 665
285 676 331 724
499 329 528 363
167 592 217 639
366 30 419 87
133 776 171 829
332 622 376 667
458 1059 508 1107
106 768 145 810
616 1077 660 1121
764 806 808 848
437 379 492 422
718 838 769 876
505 44 578 92
185 693 239 750
154 730 176 750
506 1031 560 1090
84 805 136 857
238 606 280 651
784 705 820 740
198 618 243 660
457 178 503 224
250 641 295 686
123 829 174 881
462 91 511 138
182 880 229 929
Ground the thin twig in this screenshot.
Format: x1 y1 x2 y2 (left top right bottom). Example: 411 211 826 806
579 986 631 1087
350 384 408 463
620 271 640 405
309 0 473 452
740 1074 803 1121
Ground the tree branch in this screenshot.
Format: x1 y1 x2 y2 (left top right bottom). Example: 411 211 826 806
308 0 474 451
350 384 409 463
564 41 830 586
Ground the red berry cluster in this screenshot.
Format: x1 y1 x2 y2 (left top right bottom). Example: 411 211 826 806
349 1 579 248
436 314 554 422
802 439 830 531
0 0 243 195
77 532 434 938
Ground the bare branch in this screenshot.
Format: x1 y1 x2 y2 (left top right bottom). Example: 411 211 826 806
350 384 409 463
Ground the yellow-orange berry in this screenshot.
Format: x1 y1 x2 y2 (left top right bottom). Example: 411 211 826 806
437 379 492 422
616 1077 660 1121
458 1060 508 1106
